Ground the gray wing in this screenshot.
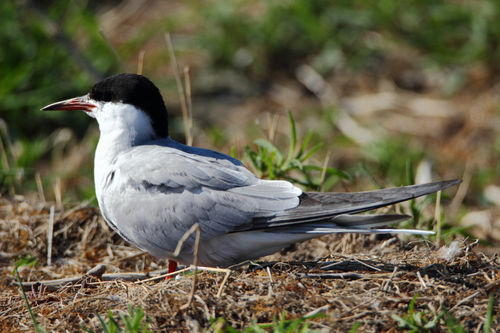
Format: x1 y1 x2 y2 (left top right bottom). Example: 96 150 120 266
99 142 302 257
251 179 462 228
195 179 461 267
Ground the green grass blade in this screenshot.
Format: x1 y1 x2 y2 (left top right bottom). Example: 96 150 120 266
97 313 111 333
300 142 324 163
230 146 237 159
254 138 283 164
13 256 38 273
348 322 362 333
119 312 131 332
443 310 466 333
296 130 314 159
423 311 444 329
484 292 495 333
284 110 297 167
391 314 417 330
107 310 120 333
14 257 48 333
244 146 261 171
408 295 417 322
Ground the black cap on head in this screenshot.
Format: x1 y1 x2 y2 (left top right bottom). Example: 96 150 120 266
90 73 169 138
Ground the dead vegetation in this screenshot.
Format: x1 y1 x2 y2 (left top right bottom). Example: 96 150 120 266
0 195 498 332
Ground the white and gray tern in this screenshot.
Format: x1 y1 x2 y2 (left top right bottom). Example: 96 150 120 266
42 73 460 268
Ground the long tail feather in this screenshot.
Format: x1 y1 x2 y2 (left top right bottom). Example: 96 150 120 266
262 179 461 226
295 228 434 235
331 214 411 228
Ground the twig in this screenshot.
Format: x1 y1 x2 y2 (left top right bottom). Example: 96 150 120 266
181 224 201 309
484 276 500 291
267 113 280 142
47 206 54 266
449 161 472 218
137 266 192 283
266 266 273 297
86 264 107 278
434 190 442 247
179 266 231 297
216 269 231 298
382 266 398 292
339 298 378 317
304 304 330 318
35 173 46 203
298 272 364 279
449 291 481 312
354 259 382 272
165 32 192 146
116 251 147 262
319 151 331 192
19 267 181 291
183 66 193 146
194 295 211 321
53 177 62 210
416 271 427 289
173 223 200 257
137 50 146 75
341 310 372 321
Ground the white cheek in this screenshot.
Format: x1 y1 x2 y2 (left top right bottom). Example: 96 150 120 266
85 110 96 118
93 102 154 143
85 99 101 118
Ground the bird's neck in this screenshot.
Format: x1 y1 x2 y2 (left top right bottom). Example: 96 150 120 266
94 103 157 194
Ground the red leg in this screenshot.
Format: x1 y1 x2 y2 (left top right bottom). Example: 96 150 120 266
165 260 178 280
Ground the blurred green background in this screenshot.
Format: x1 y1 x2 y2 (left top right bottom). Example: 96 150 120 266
2 0 500 242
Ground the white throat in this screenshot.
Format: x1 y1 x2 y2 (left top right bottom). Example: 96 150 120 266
93 102 156 197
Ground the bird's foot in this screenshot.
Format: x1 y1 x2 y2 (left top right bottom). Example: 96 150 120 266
165 260 178 280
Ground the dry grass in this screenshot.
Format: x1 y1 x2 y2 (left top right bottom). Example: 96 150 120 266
0 195 498 332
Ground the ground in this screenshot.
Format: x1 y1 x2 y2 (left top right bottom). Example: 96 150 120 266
0 196 498 332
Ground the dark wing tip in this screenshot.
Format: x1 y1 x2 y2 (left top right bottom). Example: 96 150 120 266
422 179 462 192
438 179 462 188
395 179 461 199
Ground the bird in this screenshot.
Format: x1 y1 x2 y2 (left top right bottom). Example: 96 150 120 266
42 73 460 271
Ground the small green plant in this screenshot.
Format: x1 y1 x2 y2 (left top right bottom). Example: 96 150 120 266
209 311 324 332
392 295 444 332
441 311 467 333
13 256 48 333
348 322 362 333
83 304 153 333
244 110 348 191
392 295 470 333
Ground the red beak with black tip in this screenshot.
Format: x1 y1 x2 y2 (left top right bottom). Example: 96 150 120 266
41 95 96 112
